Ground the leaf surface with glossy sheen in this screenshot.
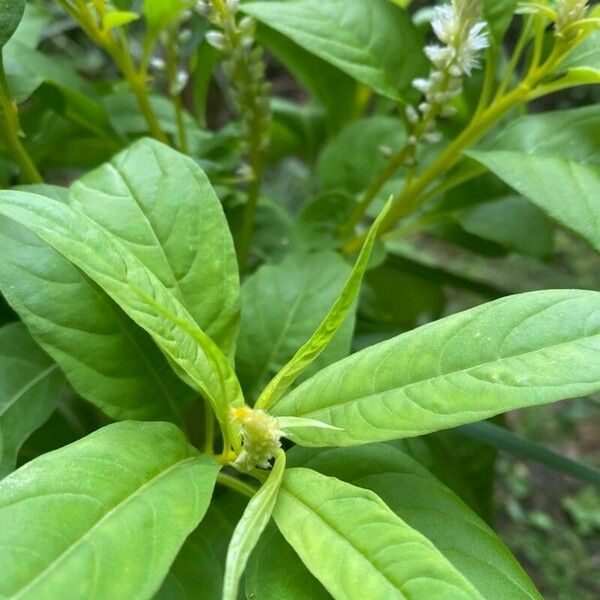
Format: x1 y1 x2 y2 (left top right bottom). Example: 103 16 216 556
274 468 483 599
273 290 600 446
0 421 220 599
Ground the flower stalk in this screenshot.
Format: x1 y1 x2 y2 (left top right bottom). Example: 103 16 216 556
199 0 271 271
344 0 597 248
0 58 42 183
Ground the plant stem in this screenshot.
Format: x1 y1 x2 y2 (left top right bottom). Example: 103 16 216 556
166 35 189 153
216 472 257 498
236 158 263 271
377 84 528 233
57 0 168 144
0 57 42 183
204 401 216 454
495 15 533 99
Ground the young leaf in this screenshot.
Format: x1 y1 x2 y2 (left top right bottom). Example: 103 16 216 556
223 451 286 600
236 252 354 402
0 421 220 599
0 0 25 48
243 0 426 101
70 138 240 358
0 322 64 477
272 290 600 446
0 191 243 435
290 444 542 600
257 201 390 409
0 186 195 425
274 468 483 599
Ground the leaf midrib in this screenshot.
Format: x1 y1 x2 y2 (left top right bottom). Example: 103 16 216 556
11 455 200 599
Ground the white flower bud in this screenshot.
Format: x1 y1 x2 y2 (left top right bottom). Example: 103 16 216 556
150 56 166 70
205 30 228 51
406 105 420 125
423 131 443 144
412 77 432 94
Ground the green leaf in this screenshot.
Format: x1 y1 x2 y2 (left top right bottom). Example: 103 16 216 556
0 190 243 436
483 0 517 43
156 492 248 600
272 290 600 446
457 195 554 258
144 0 188 36
246 522 330 599
223 451 286 600
459 421 600 486
560 29 600 72
257 202 390 409
0 0 25 48
469 105 600 251
236 252 355 402
255 23 356 132
243 0 426 101
103 10 140 30
70 138 240 358
318 117 406 195
467 155 600 252
479 103 600 164
0 421 220 599
274 468 483 599
0 185 195 425
3 39 96 103
0 322 64 477
290 444 542 599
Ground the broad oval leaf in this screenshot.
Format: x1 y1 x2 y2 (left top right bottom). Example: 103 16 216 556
236 252 355 402
0 421 220 599
272 290 600 446
0 322 64 477
70 138 240 358
0 185 194 425
274 468 483 599
223 451 285 600
243 0 426 101
290 444 542 600
0 191 243 435
0 0 25 48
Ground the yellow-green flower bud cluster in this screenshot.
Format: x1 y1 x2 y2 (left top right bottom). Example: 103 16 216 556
230 406 283 472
